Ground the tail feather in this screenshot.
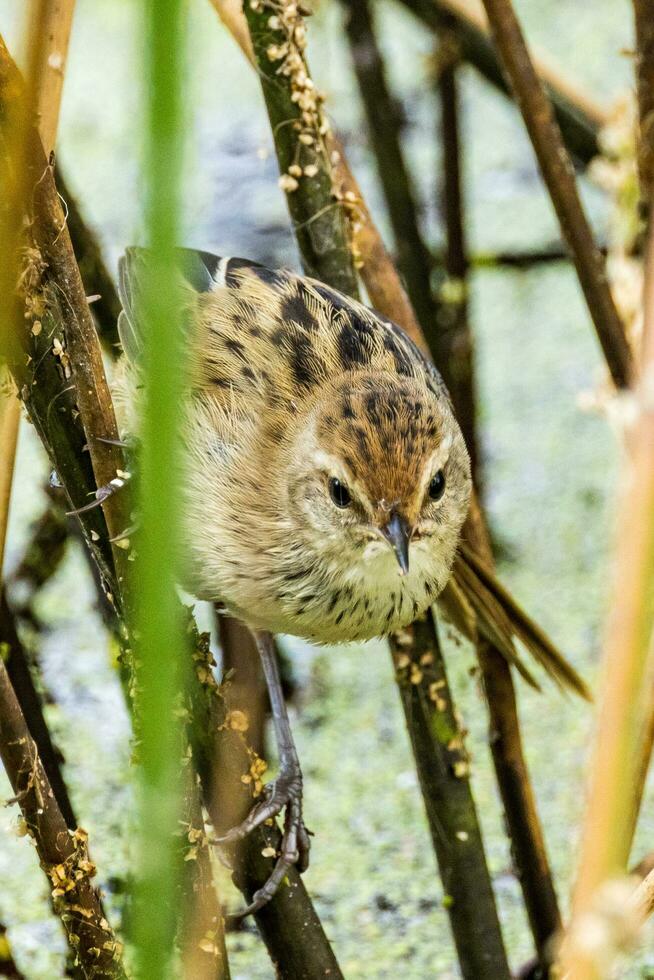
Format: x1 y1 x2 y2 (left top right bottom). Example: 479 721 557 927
445 556 543 691
447 543 592 701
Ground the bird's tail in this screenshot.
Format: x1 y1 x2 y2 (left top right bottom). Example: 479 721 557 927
438 542 591 701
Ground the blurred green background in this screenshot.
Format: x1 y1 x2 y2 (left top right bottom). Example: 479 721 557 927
1 0 650 976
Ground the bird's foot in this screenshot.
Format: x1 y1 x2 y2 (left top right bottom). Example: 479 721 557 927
216 763 310 917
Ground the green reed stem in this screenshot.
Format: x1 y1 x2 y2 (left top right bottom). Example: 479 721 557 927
132 0 188 975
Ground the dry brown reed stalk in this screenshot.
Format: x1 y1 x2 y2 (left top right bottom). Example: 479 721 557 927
0 0 76 574
625 6 654 848
0 32 129 599
561 227 654 980
0 656 127 979
633 0 654 228
478 0 634 390
436 36 478 484
340 0 479 483
180 767 231 980
54 166 122 350
188 629 344 979
0 588 76 828
396 0 607 167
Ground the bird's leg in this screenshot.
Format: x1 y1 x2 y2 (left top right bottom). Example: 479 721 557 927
216 629 310 916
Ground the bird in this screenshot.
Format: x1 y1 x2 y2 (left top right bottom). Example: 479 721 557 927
111 246 589 914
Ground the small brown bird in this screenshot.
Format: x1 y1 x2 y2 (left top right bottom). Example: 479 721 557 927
114 247 588 912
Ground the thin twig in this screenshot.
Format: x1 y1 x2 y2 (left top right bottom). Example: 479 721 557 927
478 0 634 389
436 33 478 481
55 165 122 350
0 0 76 574
395 0 606 166
188 629 344 979
633 0 654 230
0 588 76 829
0 657 127 978
626 1 654 844
340 0 437 343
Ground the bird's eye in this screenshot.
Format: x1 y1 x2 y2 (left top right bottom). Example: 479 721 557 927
329 477 351 508
428 470 446 501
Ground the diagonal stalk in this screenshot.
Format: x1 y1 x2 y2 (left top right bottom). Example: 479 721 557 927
395 0 607 167
478 0 633 390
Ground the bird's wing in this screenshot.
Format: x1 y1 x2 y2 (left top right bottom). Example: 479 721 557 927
117 247 275 363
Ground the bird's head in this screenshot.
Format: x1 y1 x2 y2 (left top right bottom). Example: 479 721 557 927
286 372 472 583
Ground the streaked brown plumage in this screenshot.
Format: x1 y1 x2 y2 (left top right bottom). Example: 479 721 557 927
115 247 588 913
117 249 472 644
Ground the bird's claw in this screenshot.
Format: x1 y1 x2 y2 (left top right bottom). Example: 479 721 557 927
216 766 310 918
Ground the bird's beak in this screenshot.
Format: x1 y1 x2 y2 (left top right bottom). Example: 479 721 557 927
380 511 412 575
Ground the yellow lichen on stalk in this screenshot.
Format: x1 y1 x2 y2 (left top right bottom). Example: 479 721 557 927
250 0 365 265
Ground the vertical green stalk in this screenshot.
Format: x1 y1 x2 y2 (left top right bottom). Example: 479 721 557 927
132 0 187 976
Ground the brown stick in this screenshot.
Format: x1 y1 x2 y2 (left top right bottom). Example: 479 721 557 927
562 228 654 980
0 588 76 829
340 0 437 342
0 657 126 978
622 2 654 852
55 165 122 350
396 0 606 166
217 615 267 760
189 630 344 980
0 389 20 575
180 767 231 980
0 0 75 576
0 33 129 599
477 0 634 389
30 0 76 155
437 36 479 481
390 617 511 978
633 0 654 228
